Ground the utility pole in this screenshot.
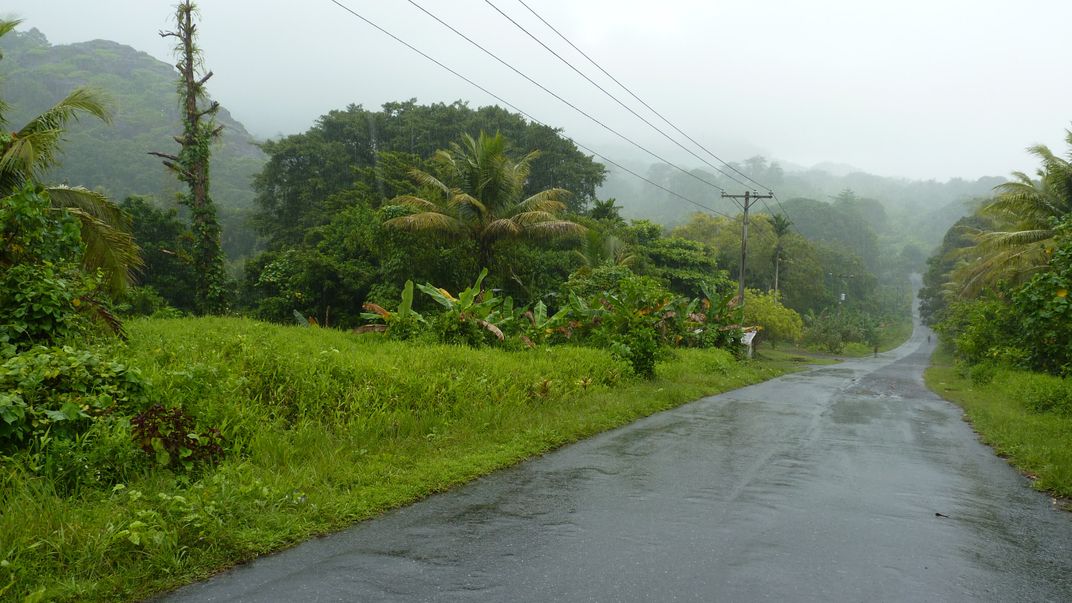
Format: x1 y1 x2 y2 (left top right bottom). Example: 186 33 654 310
722 190 774 310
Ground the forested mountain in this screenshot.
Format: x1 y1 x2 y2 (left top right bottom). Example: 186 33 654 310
0 27 265 256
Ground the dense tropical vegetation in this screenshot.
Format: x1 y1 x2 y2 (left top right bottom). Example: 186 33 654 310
920 128 1072 504
0 5 956 600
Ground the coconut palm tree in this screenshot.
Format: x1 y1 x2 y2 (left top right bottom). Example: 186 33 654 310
0 19 141 294
384 131 584 270
952 131 1072 297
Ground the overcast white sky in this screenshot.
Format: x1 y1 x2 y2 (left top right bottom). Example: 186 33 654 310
4 0 1070 181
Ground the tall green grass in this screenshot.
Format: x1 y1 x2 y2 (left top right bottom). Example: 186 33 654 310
1 317 795 602
926 348 1072 500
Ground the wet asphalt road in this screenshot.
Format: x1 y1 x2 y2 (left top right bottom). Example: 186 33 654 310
164 321 1072 602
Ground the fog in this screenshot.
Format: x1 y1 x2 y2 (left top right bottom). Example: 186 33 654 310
4 0 1070 181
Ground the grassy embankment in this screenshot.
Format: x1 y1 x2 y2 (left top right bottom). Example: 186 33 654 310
925 347 1072 501
2 317 807 602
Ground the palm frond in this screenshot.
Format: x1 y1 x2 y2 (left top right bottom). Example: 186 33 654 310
389 195 442 212
47 186 142 295
483 218 522 240
1 88 111 188
524 220 586 240
450 192 487 218
973 228 1055 248
0 19 21 39
18 87 111 135
407 168 451 198
511 210 558 225
950 245 1048 298
48 185 129 229
518 188 569 213
384 211 464 234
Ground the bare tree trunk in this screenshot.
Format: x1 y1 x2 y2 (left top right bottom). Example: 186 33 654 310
153 1 227 314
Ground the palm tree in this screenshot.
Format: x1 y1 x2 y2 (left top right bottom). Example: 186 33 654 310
384 131 584 270
0 19 141 294
952 131 1072 297
769 213 792 295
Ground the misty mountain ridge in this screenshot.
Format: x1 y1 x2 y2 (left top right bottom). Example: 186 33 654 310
0 27 265 211
2 26 998 253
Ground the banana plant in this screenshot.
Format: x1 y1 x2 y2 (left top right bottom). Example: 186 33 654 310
356 280 425 339
416 268 505 342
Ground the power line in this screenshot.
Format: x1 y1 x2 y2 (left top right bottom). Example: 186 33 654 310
484 0 753 194
507 0 798 228
513 0 774 195
324 0 733 219
402 0 730 197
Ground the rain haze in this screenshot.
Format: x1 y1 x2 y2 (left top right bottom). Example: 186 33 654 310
5 0 1071 181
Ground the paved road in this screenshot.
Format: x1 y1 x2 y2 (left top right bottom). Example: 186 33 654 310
165 322 1072 602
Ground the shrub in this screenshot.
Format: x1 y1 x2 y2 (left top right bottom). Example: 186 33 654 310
0 187 101 352
416 269 507 347
593 275 674 378
358 280 426 341
969 361 998 385
935 299 1019 366
743 289 803 347
1022 376 1072 416
1009 242 1072 375
0 346 147 453
131 404 224 471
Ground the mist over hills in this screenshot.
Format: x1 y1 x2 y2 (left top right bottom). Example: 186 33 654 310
1 26 999 255
598 158 1002 249
0 27 265 255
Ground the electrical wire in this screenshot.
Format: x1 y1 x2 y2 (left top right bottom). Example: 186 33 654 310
324 0 734 219
514 0 774 194
484 0 752 194
402 0 731 197
511 0 804 232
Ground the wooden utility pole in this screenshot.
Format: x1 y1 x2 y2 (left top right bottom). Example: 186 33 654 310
721 190 774 310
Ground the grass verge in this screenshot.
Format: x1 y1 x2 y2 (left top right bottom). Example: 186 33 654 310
2 317 804 602
925 347 1072 502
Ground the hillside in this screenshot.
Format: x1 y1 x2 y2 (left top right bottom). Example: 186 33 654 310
599 158 1004 249
0 27 265 256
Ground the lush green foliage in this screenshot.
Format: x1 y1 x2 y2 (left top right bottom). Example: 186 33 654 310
936 237 1072 375
0 317 797 602
384 131 584 271
0 23 142 296
0 187 101 351
253 101 605 248
742 289 803 346
118 196 197 313
0 345 146 453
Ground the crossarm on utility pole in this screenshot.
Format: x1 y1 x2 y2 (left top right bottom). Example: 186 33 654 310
721 190 774 311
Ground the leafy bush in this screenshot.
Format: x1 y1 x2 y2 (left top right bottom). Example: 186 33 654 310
803 309 882 354
131 404 224 470
117 286 175 318
1022 376 1072 415
1009 241 1072 375
743 289 803 347
0 187 100 352
593 275 674 378
969 361 998 385
0 346 147 452
935 299 1019 366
